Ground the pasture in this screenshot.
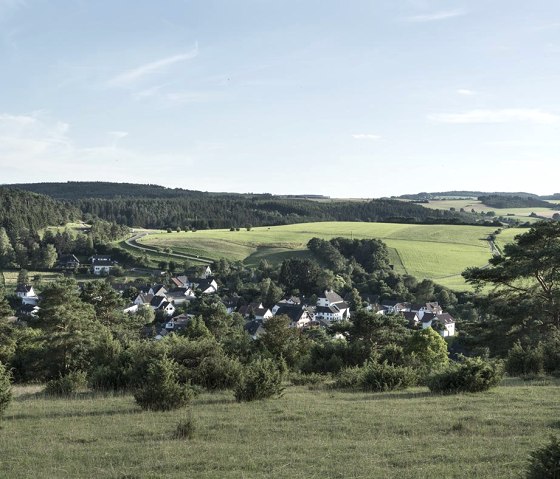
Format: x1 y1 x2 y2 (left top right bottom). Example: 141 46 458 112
138 222 503 290
1 379 558 478
421 199 560 222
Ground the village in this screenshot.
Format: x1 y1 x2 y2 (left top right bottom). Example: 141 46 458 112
11 253 457 342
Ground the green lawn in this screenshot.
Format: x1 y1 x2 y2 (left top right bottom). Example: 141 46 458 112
138 222 502 290
1 380 558 478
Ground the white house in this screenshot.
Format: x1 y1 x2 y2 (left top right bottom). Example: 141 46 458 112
90 255 115 275
16 284 39 306
274 304 313 328
421 313 456 337
315 290 350 322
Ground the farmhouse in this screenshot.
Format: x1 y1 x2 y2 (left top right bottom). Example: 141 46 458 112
274 303 313 328
90 255 115 275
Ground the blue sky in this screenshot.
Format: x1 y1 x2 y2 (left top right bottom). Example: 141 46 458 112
1 0 559 197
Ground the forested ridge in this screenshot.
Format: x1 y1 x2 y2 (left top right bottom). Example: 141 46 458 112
7 182 484 229
0 188 79 240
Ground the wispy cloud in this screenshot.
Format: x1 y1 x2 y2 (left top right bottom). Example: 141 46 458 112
428 109 560 124
352 134 382 141
457 89 476 96
106 45 198 88
403 9 466 23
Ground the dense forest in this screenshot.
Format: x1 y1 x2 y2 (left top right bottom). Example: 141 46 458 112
7 182 487 230
478 195 556 209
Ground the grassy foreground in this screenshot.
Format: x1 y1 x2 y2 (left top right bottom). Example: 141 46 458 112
138 222 502 290
1 380 558 478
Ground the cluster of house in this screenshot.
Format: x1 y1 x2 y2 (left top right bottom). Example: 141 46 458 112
56 254 117 275
124 266 217 319
12 261 456 340
235 293 456 339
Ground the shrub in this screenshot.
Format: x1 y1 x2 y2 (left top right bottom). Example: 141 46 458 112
360 362 416 392
234 358 284 402
526 436 560 479
333 366 363 390
506 342 544 377
427 357 504 394
44 371 88 396
134 356 194 411
542 333 560 376
190 355 242 391
333 362 415 392
0 362 12 417
88 364 130 392
173 414 196 440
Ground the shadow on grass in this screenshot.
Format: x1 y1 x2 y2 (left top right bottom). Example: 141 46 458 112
6 406 141 422
194 396 236 406
337 389 435 401
16 390 131 402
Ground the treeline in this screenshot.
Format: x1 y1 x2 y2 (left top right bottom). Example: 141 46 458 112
478 195 556 210
0 188 78 241
8 182 487 229
398 191 540 200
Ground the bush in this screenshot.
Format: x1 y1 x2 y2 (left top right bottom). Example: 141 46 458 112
526 436 560 479
333 362 415 392
360 362 416 392
190 355 242 391
0 362 12 417
44 371 88 396
173 414 196 440
427 357 504 394
234 358 284 402
134 356 194 411
88 364 130 392
332 366 363 390
506 342 544 377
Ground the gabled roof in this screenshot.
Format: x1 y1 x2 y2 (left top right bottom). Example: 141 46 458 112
244 319 264 337
275 304 309 323
16 284 33 294
421 312 436 323
150 295 166 307
320 290 344 304
58 254 80 264
435 313 455 324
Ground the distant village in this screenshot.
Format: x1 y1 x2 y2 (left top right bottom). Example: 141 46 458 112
13 254 457 341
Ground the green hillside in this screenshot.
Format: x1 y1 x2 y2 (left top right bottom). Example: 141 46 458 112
137 222 502 290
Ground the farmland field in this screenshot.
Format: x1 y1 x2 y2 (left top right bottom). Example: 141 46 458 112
138 222 505 290
1 380 558 478
420 199 560 222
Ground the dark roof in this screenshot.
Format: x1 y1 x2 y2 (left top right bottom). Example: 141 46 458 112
421 312 436 323
195 278 216 291
58 254 80 264
244 320 263 336
150 296 166 307
275 304 308 322
403 311 419 321
238 303 263 316
16 284 33 293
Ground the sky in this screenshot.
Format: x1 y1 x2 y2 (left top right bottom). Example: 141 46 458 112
1 0 560 197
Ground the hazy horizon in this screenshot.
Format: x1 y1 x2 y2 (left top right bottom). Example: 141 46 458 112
1 1 559 196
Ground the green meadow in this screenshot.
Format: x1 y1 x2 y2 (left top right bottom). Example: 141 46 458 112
421 199 560 222
1 380 558 479
138 222 502 290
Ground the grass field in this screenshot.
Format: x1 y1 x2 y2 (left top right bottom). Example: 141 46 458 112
421 199 560 222
138 222 503 290
1 380 558 478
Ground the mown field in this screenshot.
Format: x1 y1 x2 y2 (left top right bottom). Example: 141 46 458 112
138 222 504 290
420 199 560 222
1 380 558 478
